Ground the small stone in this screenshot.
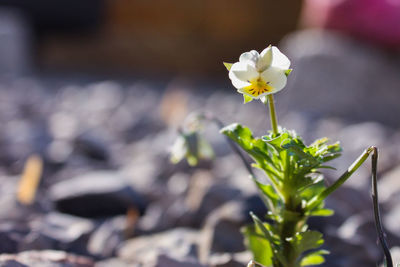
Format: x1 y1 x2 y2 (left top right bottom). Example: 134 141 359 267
48 112 78 140
0 222 29 254
321 186 371 227
198 194 266 261
199 201 247 262
87 216 127 258
378 165 400 203
0 176 23 220
118 228 199 265
208 252 251 267
282 29 400 126
20 212 95 255
95 258 132 267
324 234 379 267
74 132 110 162
388 247 400 267
384 203 400 239
124 114 165 143
187 173 242 228
0 250 93 267
49 171 146 218
335 122 389 189
335 213 381 262
0 259 28 267
154 254 205 267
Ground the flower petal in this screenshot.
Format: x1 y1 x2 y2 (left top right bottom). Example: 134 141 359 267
256 45 273 72
260 66 287 92
237 88 260 99
239 50 259 66
229 62 258 89
260 95 267 103
230 76 251 89
271 46 291 69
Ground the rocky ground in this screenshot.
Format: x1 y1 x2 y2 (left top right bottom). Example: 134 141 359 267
0 30 400 267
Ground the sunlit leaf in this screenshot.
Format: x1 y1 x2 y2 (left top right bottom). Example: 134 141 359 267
300 250 329 266
242 225 273 266
243 94 254 104
290 231 324 257
309 208 334 217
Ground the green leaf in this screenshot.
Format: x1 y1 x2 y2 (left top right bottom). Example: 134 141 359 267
290 231 324 257
222 126 343 222
263 131 290 147
300 181 326 201
223 62 233 71
306 138 341 164
243 94 254 104
309 137 328 147
300 250 329 266
282 140 318 167
242 225 273 266
221 124 283 183
220 123 253 150
250 212 276 244
309 208 334 217
254 181 281 213
285 69 293 76
255 181 280 207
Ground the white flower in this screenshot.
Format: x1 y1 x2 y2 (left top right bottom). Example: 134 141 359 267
226 45 291 102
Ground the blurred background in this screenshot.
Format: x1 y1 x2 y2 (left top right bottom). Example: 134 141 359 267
0 0 400 266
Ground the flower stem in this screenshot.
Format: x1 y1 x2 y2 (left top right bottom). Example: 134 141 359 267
306 146 375 211
266 94 279 135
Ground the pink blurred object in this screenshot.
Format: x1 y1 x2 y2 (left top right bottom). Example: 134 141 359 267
301 0 400 47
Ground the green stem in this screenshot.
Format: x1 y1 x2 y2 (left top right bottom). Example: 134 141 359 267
306 146 375 211
266 94 279 135
280 195 304 267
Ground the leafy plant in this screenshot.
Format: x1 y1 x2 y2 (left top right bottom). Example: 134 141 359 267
221 124 339 266
170 45 393 267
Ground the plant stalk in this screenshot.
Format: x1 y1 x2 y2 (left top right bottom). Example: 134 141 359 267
280 195 304 267
266 94 279 135
371 148 393 267
306 146 375 211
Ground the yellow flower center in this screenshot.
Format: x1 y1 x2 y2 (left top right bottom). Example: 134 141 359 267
243 77 273 97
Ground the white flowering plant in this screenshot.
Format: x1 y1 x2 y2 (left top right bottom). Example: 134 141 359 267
170 45 393 267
